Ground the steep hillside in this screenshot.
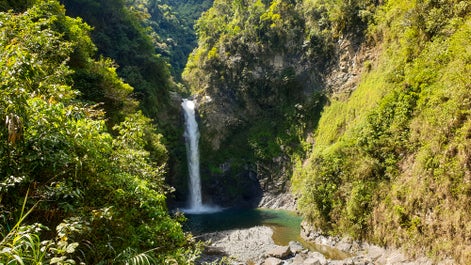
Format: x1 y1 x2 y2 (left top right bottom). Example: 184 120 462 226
183 0 375 207
126 0 213 79
184 0 471 263
293 1 471 262
0 1 196 263
61 0 177 119
60 0 213 199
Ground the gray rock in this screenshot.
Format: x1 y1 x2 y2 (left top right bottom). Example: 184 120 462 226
204 246 225 255
303 258 322 265
205 226 275 263
307 252 326 265
411 257 434 265
365 245 385 261
376 249 407 264
266 245 291 259
259 192 297 211
289 241 305 254
336 238 354 252
329 259 355 265
350 255 372 265
264 257 284 265
290 254 306 265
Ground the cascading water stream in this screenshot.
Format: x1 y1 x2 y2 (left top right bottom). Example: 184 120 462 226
181 99 219 214
182 99 203 210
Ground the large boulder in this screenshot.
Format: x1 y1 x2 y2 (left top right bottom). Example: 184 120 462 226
266 245 291 259
307 252 327 265
289 241 305 255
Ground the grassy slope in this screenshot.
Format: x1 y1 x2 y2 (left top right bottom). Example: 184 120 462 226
294 1 471 263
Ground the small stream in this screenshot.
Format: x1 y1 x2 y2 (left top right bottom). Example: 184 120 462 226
184 208 349 260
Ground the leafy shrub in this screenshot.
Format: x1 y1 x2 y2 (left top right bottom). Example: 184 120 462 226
0 1 196 263
295 0 471 262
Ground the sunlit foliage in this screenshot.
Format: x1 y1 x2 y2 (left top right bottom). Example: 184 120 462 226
0 1 197 263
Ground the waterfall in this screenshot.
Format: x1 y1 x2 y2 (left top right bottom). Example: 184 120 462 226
182 99 203 211
181 99 220 214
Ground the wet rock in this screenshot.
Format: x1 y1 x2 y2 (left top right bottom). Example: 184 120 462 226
266 245 291 259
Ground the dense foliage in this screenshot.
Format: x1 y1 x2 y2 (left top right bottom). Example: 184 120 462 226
182 0 333 204
186 0 471 263
126 0 213 79
60 0 215 199
61 0 176 119
0 1 197 263
2 0 470 263
292 0 471 263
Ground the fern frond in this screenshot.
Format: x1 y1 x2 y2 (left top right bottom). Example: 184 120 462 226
113 247 157 265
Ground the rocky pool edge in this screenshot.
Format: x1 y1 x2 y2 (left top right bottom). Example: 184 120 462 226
197 224 455 265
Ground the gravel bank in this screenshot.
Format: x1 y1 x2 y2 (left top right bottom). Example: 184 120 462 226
196 225 454 265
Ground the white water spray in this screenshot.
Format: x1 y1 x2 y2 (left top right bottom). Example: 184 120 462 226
181 99 219 214
182 99 203 210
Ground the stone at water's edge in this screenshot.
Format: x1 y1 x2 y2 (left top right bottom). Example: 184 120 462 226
200 226 276 263
198 223 450 265
289 241 305 254
299 221 455 265
265 245 291 259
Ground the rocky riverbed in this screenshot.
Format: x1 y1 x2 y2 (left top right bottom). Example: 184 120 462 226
196 225 454 265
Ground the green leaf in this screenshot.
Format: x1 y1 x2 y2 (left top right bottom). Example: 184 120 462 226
65 242 79 254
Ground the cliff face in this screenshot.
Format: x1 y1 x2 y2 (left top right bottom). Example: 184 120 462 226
183 0 329 207
184 0 471 262
183 0 372 208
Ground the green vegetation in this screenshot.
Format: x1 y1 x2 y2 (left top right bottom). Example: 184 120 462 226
293 0 471 263
60 0 214 198
0 0 198 263
62 0 177 119
126 0 213 79
186 0 471 263
63 0 212 83
183 0 329 202
1 0 470 263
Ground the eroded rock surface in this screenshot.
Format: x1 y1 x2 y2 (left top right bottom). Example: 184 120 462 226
198 225 451 265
